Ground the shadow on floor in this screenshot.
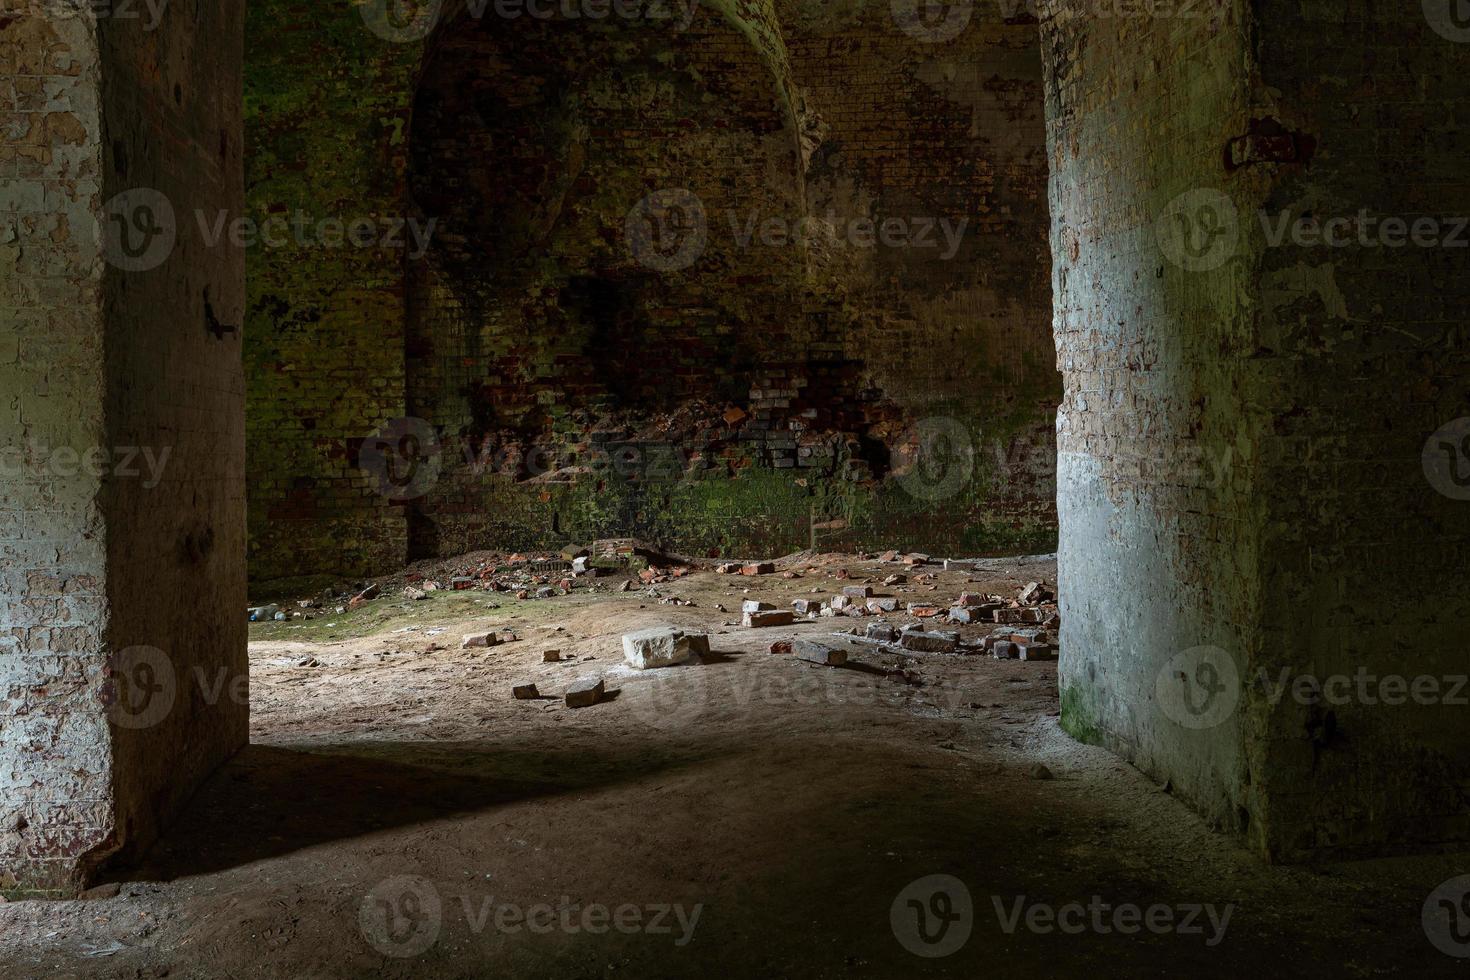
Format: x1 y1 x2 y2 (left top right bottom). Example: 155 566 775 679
122 740 713 882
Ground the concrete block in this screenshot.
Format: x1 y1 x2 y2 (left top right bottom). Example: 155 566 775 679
622 627 695 669
743 610 795 628
794 639 848 667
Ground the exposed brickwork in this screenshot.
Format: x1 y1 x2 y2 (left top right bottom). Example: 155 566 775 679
243 2 1060 583
0 2 246 898
242 0 421 584
0 4 114 900
97 0 249 873
788 5 1058 547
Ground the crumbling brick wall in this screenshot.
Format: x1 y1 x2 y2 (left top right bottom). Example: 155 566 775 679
0 1 246 898
0 4 113 899
242 0 421 585
244 1 1061 586
1042 0 1262 847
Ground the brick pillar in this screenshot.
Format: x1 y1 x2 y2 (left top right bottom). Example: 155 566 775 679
1042 0 1470 859
0 1 247 898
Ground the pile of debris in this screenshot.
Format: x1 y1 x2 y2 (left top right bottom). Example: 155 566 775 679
248 540 693 624
775 580 1057 629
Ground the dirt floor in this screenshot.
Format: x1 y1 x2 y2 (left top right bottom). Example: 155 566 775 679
2 553 1467 978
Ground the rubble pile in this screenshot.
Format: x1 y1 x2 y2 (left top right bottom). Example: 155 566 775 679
247 540 698 623
250 545 1061 710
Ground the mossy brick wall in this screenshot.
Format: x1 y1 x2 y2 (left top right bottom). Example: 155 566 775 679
243 0 421 583
788 2 1059 555
245 2 1061 584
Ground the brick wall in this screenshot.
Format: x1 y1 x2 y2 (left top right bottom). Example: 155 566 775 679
1043 0 1470 859
789 3 1059 552
98 0 249 873
1042 0 1262 845
242 0 421 585
0 4 112 899
0 1 246 898
241 1 1060 587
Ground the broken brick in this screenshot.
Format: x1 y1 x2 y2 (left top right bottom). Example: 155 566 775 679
743 610 795 628
566 677 605 708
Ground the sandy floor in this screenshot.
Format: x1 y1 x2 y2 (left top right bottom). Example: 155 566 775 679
2 554 1466 978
